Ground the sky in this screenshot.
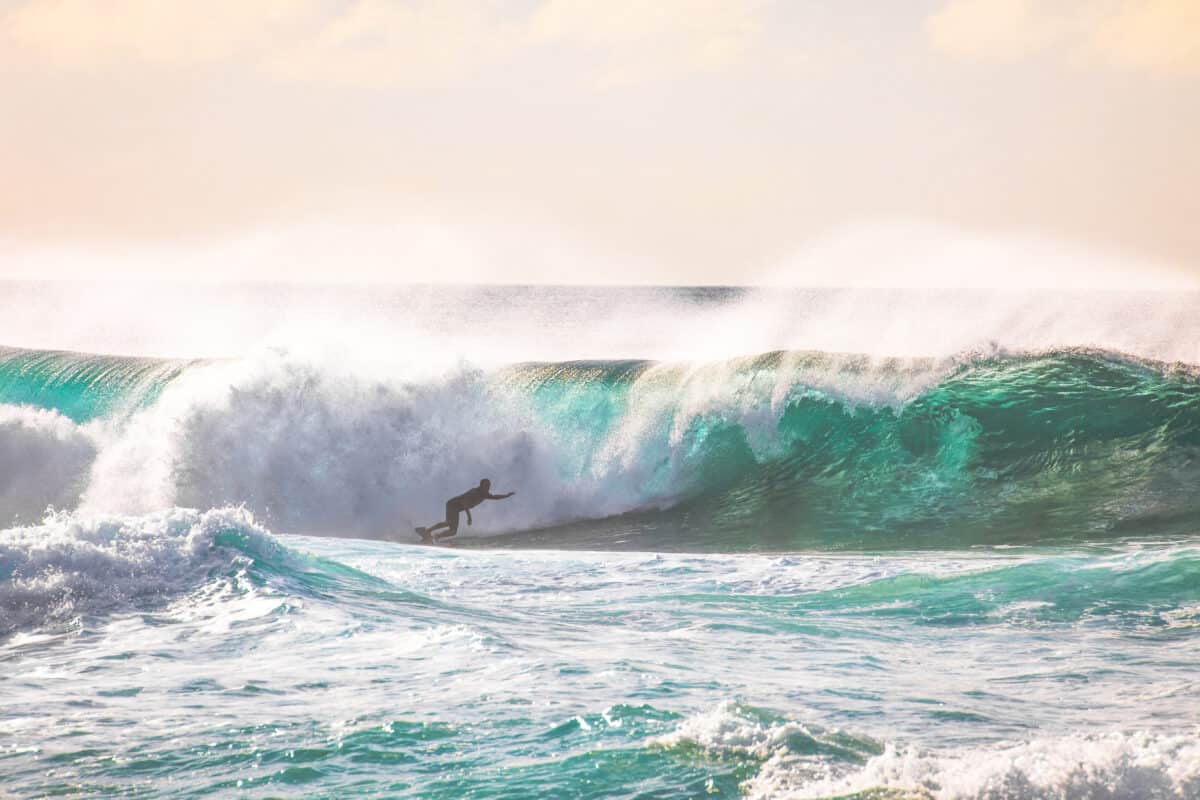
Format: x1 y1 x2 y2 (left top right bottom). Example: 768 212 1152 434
0 0 1198 286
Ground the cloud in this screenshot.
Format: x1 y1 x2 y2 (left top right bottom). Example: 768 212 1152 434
926 0 1200 75
925 0 1069 62
526 0 770 86
260 0 521 88
2 0 306 66
1089 0 1200 74
1 0 778 88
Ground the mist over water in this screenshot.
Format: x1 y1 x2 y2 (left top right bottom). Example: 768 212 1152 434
2 283 1198 798
2 282 1198 362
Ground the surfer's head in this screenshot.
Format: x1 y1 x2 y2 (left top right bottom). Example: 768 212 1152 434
480 478 491 490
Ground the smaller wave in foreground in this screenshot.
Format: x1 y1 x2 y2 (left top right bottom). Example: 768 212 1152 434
657 701 1200 799
0 507 284 637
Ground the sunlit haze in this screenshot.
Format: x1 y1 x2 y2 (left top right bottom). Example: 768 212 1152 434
2 0 1197 286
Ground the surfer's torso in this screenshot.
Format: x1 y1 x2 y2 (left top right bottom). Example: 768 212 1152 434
449 487 488 510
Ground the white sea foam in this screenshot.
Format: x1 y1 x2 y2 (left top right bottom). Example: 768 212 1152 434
0 506 271 635
654 701 830 760
0 404 98 525
658 702 1200 800
80 349 605 536
0 281 1197 365
776 732 1200 799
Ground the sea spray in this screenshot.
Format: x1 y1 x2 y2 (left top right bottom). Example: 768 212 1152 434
0 404 97 521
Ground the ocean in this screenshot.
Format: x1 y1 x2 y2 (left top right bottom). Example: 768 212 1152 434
1 284 1198 798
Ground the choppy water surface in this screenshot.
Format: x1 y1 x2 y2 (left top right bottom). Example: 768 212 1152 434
2 514 1198 798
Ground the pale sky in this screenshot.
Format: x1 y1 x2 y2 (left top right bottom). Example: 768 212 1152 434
1 0 1198 285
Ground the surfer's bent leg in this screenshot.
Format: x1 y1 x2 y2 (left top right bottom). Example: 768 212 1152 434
434 502 460 540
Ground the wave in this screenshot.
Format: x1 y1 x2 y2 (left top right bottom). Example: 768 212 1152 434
0 507 281 636
502 349 1200 548
1 344 1199 548
0 505 437 639
658 702 1200 799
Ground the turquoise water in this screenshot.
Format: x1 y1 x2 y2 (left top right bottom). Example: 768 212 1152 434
0 346 194 423
1 287 1199 798
3 519 1197 798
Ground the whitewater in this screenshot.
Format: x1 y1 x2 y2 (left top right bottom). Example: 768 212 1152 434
1 284 1198 799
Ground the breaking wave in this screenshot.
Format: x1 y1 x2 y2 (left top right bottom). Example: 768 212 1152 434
0 507 276 635
658 702 1200 799
0 343 1198 548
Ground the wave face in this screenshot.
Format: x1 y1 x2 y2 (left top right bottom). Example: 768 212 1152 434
508 350 1200 548
0 344 1198 548
0 346 193 423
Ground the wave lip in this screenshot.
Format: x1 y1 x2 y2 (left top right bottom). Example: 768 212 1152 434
0 506 274 636
0 346 192 423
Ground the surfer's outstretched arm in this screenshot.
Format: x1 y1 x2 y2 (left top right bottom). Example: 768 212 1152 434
486 491 515 500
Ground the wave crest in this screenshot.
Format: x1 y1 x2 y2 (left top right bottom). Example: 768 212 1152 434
0 507 274 636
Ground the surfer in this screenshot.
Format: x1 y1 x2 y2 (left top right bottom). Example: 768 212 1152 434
416 479 515 542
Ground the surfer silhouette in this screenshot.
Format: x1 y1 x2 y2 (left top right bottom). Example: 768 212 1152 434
416 479 515 543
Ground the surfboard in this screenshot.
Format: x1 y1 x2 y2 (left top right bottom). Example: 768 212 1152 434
413 527 456 546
